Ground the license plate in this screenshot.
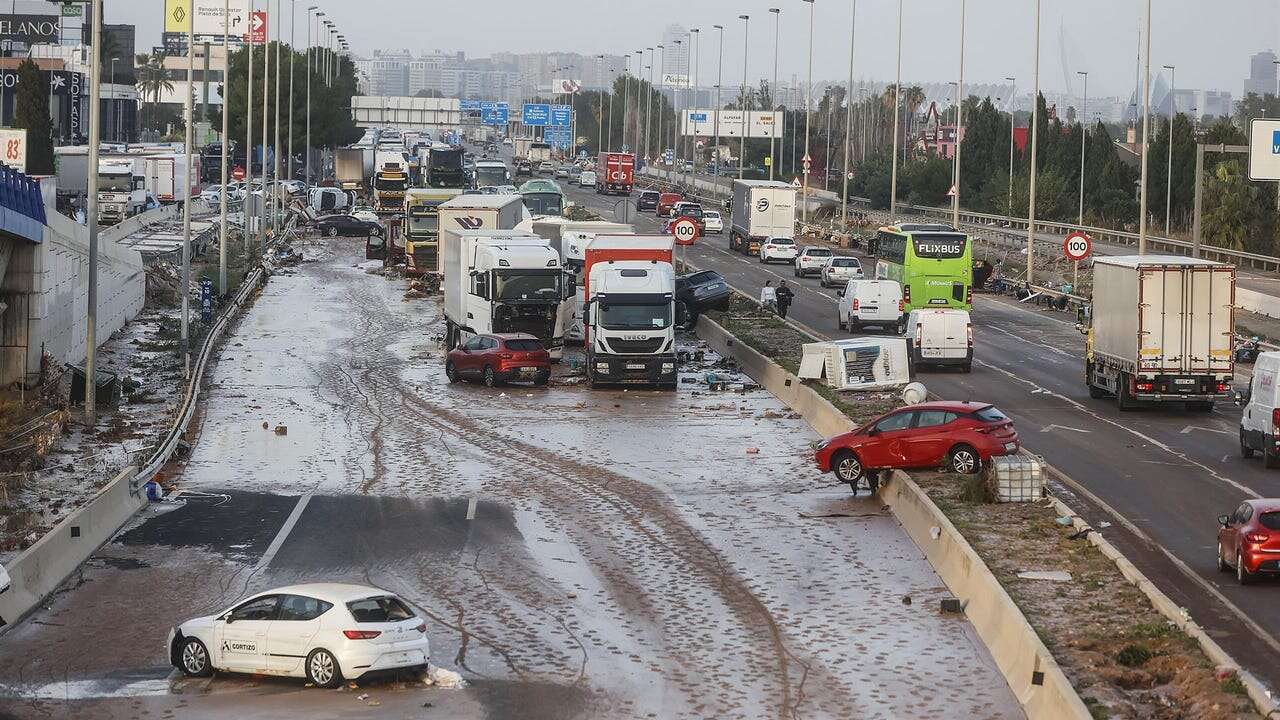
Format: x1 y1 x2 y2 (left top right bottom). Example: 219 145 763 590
1173 378 1195 386
1004 443 1017 452
928 298 949 305
922 348 945 357
626 363 646 370
518 367 538 376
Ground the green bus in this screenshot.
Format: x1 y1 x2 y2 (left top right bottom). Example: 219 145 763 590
872 224 972 312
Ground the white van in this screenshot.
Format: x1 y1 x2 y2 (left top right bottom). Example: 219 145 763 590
578 170 597 188
905 309 973 372
836 279 904 333
1239 352 1280 466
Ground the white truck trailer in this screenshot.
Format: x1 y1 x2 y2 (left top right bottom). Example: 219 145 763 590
1085 255 1235 411
442 230 566 352
729 179 797 256
583 235 680 389
529 219 633 344
436 194 527 274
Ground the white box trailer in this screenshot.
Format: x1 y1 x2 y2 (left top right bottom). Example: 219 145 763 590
528 219 633 343
1086 255 1235 410
441 230 564 350
729 179 796 255
436 194 527 274
146 154 198 203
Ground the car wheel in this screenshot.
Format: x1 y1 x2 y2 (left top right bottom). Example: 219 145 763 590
306 648 343 688
1218 541 1231 572
832 450 863 487
948 445 980 475
445 360 460 384
1241 430 1256 459
1237 551 1255 585
483 366 498 387
1264 443 1280 469
535 370 551 386
179 637 213 677
325 226 338 237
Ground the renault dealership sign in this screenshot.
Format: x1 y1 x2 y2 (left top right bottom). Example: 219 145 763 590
165 0 249 35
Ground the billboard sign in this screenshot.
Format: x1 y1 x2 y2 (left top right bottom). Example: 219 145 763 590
662 73 690 88
543 126 572 149
682 110 781 139
1248 119 1280 182
552 79 581 94
165 0 249 35
0 129 27 173
522 103 550 126
0 14 60 44
550 105 572 127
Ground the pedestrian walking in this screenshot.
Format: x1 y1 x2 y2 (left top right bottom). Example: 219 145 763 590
775 281 795 320
760 280 777 312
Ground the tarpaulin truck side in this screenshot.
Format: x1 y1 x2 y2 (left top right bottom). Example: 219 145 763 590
1086 255 1235 410
435 194 526 274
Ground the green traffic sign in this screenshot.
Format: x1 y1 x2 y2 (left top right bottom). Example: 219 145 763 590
61 4 83 17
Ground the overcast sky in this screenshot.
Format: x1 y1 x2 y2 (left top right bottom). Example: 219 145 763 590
116 0 1277 99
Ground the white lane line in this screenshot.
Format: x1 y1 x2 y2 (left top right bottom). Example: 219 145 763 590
1040 424 1091 434
980 322 1075 358
254 493 312 571
466 496 478 521
1180 425 1234 436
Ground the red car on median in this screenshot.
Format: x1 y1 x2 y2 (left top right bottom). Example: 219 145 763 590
1217 499 1280 585
445 333 551 387
814 401 1020 488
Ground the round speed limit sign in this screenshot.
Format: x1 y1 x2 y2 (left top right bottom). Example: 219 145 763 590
1063 231 1092 262
671 216 701 246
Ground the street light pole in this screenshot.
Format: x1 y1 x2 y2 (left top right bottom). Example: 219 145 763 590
889 0 903 218
840 0 856 230
1005 76 1015 216
688 27 698 184
952 0 966 229
1163 63 1174 234
287 0 296 183
657 43 665 174
1027 0 1042 284
1137 0 1152 255
260 6 271 251
307 8 316 184
738 14 749 181
769 8 780 181
273 0 282 239
597 54 605 152
247 0 256 251
182 0 196 374
84 0 104 419
802 0 814 222
219 0 230 295
1077 70 1088 226
713 25 723 172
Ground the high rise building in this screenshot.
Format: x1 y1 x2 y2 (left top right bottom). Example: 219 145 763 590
1244 50 1278 98
355 50 412 96
661 23 689 82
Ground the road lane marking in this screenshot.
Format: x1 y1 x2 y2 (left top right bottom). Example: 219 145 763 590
1040 424 1091 434
1180 425 1233 436
466 496 478 520
254 493 312 572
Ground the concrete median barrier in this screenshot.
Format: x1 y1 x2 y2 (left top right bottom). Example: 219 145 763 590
0 466 142 630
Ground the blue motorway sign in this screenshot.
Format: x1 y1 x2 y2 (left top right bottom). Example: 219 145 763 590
461 100 482 111
543 126 572 148
481 102 509 126
522 103 550 126
689 112 708 122
550 105 572 127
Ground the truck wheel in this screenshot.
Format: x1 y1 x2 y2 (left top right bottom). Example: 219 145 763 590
1241 430 1256 459
1116 374 1135 411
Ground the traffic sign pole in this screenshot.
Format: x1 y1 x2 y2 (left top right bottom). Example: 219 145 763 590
1062 231 1092 293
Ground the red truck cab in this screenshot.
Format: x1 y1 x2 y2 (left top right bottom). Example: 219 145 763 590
596 152 635 196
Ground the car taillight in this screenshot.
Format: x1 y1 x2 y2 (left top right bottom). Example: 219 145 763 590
1136 381 1154 392
966 323 974 347
851 298 860 311
1271 408 1280 428
343 630 382 640
415 622 428 634
915 324 923 346
1246 532 1270 544
966 286 972 305
1217 382 1230 393
898 299 904 312
903 285 911 304
499 353 513 360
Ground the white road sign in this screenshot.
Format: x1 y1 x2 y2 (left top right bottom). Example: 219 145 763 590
0 129 27 173
1248 118 1280 181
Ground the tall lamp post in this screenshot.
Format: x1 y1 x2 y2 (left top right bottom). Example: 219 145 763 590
84 0 104 418
307 7 317 184
769 8 780 181
839 1 857 229
713 25 724 172
801 0 814 222
1137 0 1152 255
1027 0 1042 284
738 14 749 181
596 54 605 152
688 27 698 183
1077 70 1088 226
888 0 903 218
951 0 966 229
219 0 230 295
1163 63 1174 234
287 0 296 183
1005 76 1015 216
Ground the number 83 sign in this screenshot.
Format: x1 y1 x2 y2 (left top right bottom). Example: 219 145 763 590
0 129 27 174
671 216 701 247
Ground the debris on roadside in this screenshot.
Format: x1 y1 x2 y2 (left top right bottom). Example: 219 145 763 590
1016 570 1073 582
421 666 466 689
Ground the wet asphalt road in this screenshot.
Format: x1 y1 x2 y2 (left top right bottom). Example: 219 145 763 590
560 176 1280 692
0 236 1021 719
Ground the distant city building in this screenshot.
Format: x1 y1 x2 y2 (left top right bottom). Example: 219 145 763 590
1244 50 1278 97
661 24 689 80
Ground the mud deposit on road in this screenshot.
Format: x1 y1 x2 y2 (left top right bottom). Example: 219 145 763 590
0 236 1021 720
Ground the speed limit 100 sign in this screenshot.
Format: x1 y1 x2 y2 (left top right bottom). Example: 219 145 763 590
671 216 700 246
1063 231 1092 262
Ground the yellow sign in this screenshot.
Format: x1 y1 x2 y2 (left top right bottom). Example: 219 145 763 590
165 0 192 33
764 157 772 167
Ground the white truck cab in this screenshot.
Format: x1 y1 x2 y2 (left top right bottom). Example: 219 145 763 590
1239 352 1280 466
837 279 904 333
905 309 973 372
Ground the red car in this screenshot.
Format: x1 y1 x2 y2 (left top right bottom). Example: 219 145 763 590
445 333 551 387
1217 499 1280 585
814 401 1020 487
656 192 683 217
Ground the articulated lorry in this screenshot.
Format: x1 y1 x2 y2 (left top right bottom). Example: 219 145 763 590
146 154 198 204
582 235 679 389
530 219 633 344
403 187 463 275
729 179 796 255
442 229 566 352
97 158 148 226
435 194 527 274
595 152 634 195
426 143 466 188
374 150 410 213
1084 255 1235 411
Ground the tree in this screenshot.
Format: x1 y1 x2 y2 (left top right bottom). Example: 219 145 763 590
135 52 173 132
13 58 52 174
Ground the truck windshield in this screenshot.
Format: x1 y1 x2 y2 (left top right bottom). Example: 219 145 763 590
601 303 672 331
475 167 509 186
98 174 132 192
521 192 563 215
494 271 560 301
407 213 438 235
375 177 407 191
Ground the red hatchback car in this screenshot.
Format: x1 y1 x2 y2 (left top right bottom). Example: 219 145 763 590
814 401 1020 488
445 333 551 387
1217 499 1280 585
656 192 683 217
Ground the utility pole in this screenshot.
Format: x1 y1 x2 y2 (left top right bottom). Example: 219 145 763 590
802 0 814 221
1027 0 1042 284
272 0 281 239
1077 70 1088 226
1137 0 1151 255
688 27 698 185
657 44 664 174
287 0 296 183
1163 63 1174 234
182 0 195 374
307 8 316 184
713 26 723 172
247 0 255 251
219 0 230 295
645 47 654 162
1006 76 1015 216
597 55 605 152
840 1 857 228
952 0 966 229
84 0 104 420
738 14 749 181
769 8 780 181
889 0 903 218
260 5 270 252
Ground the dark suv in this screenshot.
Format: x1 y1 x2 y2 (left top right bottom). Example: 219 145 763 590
636 190 660 212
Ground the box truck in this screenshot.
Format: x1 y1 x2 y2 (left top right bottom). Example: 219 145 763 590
729 179 796 255
442 230 566 352
529 219 633 344
435 194 527 274
146 154 199 204
335 147 366 192
97 158 148 226
596 152 634 196
1084 255 1235 411
373 150 410 213
582 235 680 389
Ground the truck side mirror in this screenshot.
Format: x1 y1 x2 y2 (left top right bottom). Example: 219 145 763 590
1235 388 1250 406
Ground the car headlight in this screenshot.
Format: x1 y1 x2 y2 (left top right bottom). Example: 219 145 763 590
815 439 830 451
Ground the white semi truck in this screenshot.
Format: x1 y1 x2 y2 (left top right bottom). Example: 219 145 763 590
529 219 632 344
582 235 680 389
96 158 148 226
1084 255 1235 411
442 230 567 352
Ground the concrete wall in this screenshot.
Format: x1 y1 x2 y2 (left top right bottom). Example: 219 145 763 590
1237 287 1280 320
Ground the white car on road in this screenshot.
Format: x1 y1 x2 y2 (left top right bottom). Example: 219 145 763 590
168 583 430 688
821 256 865 288
350 206 379 223
703 210 724 234
759 237 799 264
794 246 834 277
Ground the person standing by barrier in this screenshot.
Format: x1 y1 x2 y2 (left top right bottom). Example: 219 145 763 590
775 281 795 320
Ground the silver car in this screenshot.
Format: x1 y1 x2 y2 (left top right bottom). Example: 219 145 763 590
821 256 865 288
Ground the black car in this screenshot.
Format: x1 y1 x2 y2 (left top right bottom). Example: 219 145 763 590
675 270 732 323
317 214 383 238
636 190 660 212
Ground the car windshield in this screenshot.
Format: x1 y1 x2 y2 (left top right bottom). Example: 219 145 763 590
770 238 795 246
806 248 833 257
504 339 544 352
973 406 1008 423
705 212 720 219
346 596 415 623
494 271 559 301
600 302 672 330
831 258 861 268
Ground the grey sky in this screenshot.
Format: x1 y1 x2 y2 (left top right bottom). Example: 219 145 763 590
120 0 1277 99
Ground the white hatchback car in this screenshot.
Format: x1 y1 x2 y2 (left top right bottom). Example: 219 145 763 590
794 246 834 277
350 206 379 223
759 237 799 264
168 583 430 688
703 210 724 234
821 256 865 288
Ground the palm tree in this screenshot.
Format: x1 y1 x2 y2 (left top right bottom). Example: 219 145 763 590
134 52 173 132
903 85 926 159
